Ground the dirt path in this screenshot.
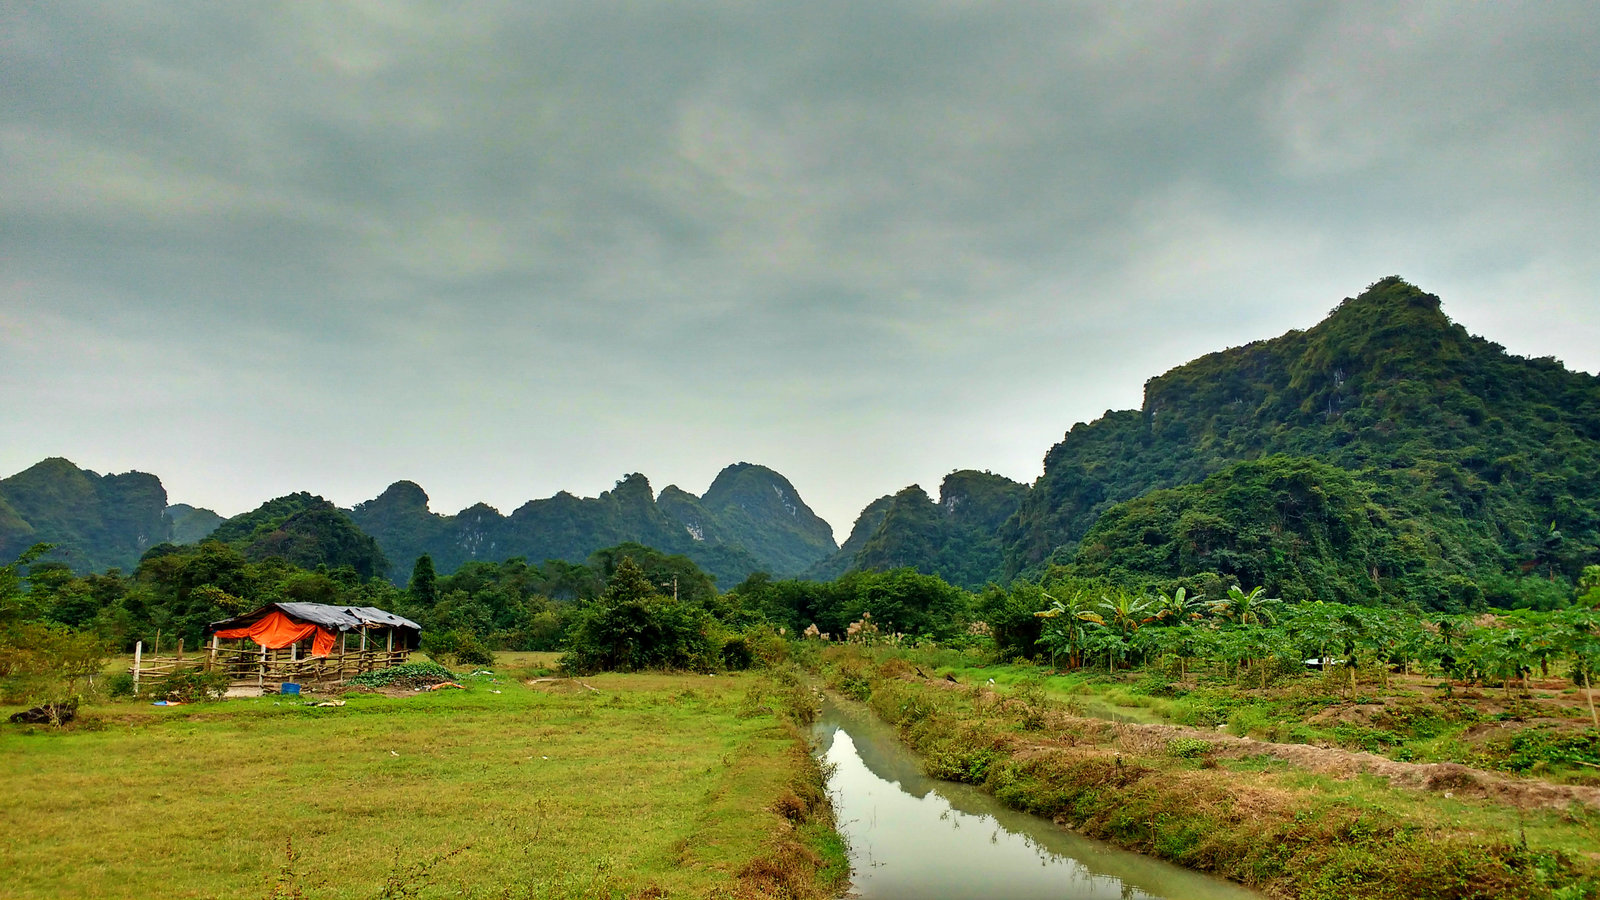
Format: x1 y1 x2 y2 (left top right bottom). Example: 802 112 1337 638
1104 718 1600 811
924 676 1600 812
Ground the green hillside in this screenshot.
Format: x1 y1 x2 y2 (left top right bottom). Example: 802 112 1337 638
204 492 390 580
838 278 1599 608
667 462 837 577
0 458 169 572
809 470 1027 588
163 504 224 545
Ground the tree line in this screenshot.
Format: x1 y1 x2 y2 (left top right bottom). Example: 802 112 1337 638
3 532 1599 701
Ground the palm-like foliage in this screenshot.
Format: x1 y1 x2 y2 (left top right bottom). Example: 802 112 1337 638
1208 585 1282 626
1153 587 1206 625
1033 590 1093 670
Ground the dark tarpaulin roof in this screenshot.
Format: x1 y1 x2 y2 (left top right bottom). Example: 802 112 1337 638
206 602 421 636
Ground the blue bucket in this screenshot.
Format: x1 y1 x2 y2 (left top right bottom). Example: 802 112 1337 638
281 683 301 695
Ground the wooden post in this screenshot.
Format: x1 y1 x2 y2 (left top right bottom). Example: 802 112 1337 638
209 634 219 671
258 644 267 690
133 641 143 696
176 638 184 661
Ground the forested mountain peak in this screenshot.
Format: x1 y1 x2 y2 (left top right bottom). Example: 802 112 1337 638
163 504 224 545
0 457 168 572
998 276 1600 608
360 480 433 515
703 463 809 519
675 462 839 577
203 492 390 580
803 494 896 582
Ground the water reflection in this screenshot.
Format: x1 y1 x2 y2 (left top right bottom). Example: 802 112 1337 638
815 699 1259 900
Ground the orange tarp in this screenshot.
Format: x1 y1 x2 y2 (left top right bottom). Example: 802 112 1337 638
215 610 337 657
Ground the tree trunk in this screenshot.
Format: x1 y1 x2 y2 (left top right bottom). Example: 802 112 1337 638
1585 669 1597 730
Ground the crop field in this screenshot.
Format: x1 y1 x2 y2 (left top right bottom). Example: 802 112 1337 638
1 662 842 900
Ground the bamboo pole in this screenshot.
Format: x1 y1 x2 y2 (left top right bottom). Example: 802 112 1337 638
209 634 219 671
258 644 267 690
133 641 143 696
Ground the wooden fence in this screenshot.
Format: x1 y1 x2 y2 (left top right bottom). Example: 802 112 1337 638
130 637 412 695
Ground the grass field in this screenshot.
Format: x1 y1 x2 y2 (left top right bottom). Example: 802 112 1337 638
2 660 843 900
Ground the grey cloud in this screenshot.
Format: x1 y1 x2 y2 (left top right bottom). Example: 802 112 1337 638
3 1 1597 531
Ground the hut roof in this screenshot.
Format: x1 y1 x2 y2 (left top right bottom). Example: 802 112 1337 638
206 602 421 636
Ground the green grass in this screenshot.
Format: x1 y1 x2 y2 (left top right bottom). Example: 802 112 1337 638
1 669 838 899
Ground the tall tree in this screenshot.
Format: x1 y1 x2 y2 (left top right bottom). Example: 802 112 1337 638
409 554 438 608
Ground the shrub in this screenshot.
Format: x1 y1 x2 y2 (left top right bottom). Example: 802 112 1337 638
105 672 135 698
420 629 495 667
1227 704 1272 737
161 667 230 701
560 559 711 674
719 637 754 671
830 659 873 701
346 661 457 689
1167 738 1214 759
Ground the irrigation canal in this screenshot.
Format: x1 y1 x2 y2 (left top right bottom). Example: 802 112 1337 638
814 698 1260 900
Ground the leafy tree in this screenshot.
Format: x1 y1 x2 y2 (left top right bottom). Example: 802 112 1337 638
409 554 439 608
560 558 711 673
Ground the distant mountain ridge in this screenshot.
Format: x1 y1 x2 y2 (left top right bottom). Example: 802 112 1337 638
348 462 837 585
10 277 1596 609
0 459 837 587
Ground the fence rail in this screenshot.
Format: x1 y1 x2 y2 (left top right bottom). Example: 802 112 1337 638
130 640 413 695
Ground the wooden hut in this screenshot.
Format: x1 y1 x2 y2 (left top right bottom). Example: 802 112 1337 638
197 602 423 693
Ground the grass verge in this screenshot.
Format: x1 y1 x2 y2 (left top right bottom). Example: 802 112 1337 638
2 663 843 900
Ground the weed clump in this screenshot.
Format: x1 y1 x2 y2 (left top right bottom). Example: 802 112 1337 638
346 661 457 690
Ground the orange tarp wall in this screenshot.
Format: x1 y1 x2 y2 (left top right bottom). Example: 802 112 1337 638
215 610 337 657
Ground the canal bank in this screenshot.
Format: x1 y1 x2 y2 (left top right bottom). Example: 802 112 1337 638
817 649 1598 900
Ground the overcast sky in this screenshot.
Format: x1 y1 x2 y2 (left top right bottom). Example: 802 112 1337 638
3 2 1597 539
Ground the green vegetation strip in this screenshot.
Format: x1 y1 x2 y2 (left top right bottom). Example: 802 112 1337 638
1 668 844 900
827 649 1600 900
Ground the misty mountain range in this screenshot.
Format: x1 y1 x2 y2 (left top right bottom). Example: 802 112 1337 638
6 279 1598 607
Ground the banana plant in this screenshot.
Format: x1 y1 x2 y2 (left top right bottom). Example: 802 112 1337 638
1153 587 1206 625
1208 585 1282 626
1033 590 1092 670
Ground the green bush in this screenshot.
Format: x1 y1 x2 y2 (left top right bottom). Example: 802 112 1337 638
346 661 457 689
105 672 135 698
1166 737 1213 759
719 637 754 671
560 559 712 674
160 667 230 702
1227 704 1272 737
420 629 495 667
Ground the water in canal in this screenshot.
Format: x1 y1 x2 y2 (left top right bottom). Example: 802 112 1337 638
814 699 1260 900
